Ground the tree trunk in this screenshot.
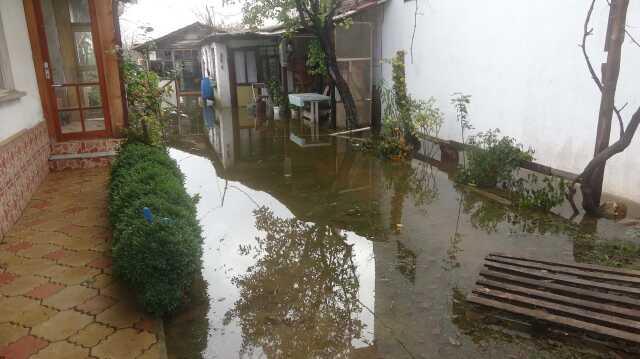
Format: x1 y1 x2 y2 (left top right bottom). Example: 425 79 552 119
586 0 629 211
580 106 640 214
318 23 359 129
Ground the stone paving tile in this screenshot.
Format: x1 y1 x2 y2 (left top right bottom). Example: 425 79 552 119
4 257 56 276
0 271 17 285
69 322 114 347
76 295 116 315
42 248 70 261
96 301 143 329
18 244 61 259
0 275 48 296
57 250 100 267
43 285 97 310
0 323 28 347
45 265 99 286
25 282 65 300
0 296 55 327
31 310 92 341
87 273 113 289
92 328 156 359
138 344 163 359
30 341 89 359
0 168 165 359
0 335 48 359
100 282 129 300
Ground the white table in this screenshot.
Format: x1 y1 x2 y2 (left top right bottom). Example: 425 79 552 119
288 93 331 141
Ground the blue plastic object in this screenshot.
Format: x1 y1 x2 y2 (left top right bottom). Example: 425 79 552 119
142 207 174 225
201 77 214 100
143 207 153 224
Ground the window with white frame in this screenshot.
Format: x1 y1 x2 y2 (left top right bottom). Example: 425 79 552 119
0 9 18 99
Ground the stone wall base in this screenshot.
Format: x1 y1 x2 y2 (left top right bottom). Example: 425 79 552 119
48 138 122 172
0 122 50 238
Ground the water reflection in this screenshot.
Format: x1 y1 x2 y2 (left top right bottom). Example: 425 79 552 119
225 207 365 358
165 107 637 359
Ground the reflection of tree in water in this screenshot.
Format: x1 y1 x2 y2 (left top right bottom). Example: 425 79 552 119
382 160 439 227
460 190 576 236
225 207 364 358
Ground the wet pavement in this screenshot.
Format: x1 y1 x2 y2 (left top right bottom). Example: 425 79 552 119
164 113 640 359
0 168 164 359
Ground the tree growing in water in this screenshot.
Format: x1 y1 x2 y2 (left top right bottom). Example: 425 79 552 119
571 0 640 215
234 0 360 128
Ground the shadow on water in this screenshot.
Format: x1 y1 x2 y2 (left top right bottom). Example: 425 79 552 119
164 108 640 359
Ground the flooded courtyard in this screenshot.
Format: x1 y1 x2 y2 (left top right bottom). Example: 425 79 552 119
163 112 640 359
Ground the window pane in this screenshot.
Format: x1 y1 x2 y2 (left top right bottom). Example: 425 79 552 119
68 0 90 23
55 86 79 109
74 32 96 66
246 51 257 83
59 110 82 133
80 85 101 107
83 109 105 131
234 51 246 83
40 0 98 84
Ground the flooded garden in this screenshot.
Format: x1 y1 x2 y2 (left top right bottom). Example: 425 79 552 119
161 112 640 359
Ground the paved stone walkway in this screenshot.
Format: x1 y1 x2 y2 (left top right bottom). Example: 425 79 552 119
0 168 165 359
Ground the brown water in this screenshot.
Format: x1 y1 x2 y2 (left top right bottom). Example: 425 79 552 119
164 112 639 359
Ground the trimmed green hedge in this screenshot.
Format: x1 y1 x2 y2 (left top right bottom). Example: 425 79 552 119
109 142 202 316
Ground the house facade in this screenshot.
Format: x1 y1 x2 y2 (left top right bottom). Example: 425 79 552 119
364 0 640 203
0 0 126 238
134 22 211 93
201 0 381 129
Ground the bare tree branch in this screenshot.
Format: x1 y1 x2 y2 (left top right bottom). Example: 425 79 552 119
626 27 640 48
614 106 625 138
581 0 629 140
581 0 603 91
580 106 640 181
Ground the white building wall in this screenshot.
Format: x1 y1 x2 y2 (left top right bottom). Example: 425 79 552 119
377 0 640 202
212 42 232 108
0 0 45 142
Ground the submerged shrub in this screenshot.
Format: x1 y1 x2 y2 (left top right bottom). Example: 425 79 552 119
511 174 567 211
456 129 534 188
109 142 202 316
373 51 444 160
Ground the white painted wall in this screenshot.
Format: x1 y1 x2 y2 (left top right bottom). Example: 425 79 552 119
376 0 640 202
0 0 44 142
212 42 232 107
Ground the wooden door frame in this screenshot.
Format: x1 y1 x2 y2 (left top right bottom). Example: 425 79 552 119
25 0 113 142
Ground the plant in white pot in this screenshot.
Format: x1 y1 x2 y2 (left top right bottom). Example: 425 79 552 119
267 79 283 120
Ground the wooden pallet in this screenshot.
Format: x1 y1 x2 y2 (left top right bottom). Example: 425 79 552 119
467 253 640 346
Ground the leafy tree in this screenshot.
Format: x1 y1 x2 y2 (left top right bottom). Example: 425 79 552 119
235 0 360 128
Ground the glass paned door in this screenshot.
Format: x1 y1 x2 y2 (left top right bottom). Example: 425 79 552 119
38 0 110 138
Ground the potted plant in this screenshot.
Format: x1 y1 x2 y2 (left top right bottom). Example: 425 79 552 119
267 79 283 120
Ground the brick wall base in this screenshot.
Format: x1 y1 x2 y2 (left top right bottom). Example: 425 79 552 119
49 138 122 171
0 122 50 239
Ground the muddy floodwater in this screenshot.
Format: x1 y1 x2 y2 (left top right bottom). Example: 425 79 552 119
164 112 639 359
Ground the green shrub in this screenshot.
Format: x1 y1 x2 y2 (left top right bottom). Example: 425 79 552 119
456 129 534 188
122 58 174 145
511 174 567 211
108 142 202 316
